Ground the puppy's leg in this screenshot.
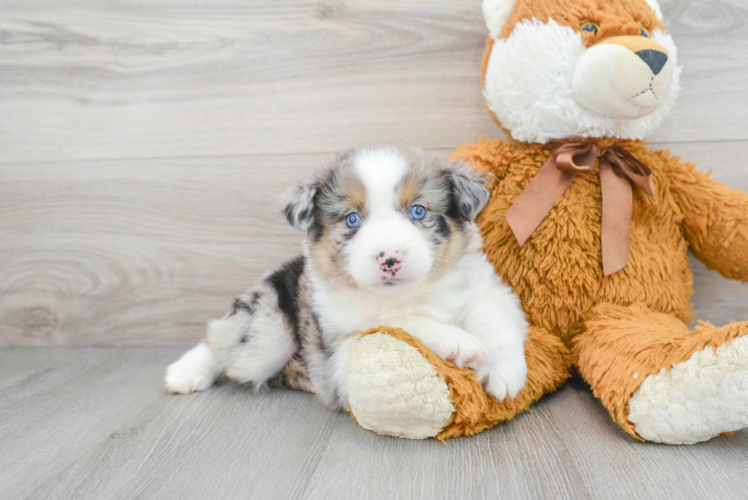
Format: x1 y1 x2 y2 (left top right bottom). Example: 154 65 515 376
269 355 315 393
165 341 221 394
461 286 529 401
165 285 297 393
208 286 298 388
304 333 358 411
391 317 486 368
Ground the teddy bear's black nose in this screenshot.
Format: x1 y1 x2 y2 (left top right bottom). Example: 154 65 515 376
635 49 668 75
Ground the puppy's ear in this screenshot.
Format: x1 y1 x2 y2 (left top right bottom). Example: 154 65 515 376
446 164 490 222
282 177 318 232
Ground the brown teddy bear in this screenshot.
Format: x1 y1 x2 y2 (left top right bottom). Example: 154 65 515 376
346 0 748 444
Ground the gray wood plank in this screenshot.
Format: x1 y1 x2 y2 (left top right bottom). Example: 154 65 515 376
0 155 310 346
0 346 71 391
658 0 748 143
26 376 341 500
0 0 746 163
300 393 591 500
3 347 747 500
0 346 184 500
0 0 495 163
543 379 748 500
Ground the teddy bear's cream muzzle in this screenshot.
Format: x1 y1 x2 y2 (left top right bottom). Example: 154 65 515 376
571 36 673 120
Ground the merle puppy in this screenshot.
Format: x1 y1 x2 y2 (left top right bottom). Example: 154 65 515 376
166 145 528 408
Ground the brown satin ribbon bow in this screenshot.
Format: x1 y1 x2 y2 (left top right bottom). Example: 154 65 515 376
505 142 655 276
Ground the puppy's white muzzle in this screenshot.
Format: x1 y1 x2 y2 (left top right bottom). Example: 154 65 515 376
571 36 673 120
346 216 434 291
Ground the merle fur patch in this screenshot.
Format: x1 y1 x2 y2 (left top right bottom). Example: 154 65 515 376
266 256 305 344
284 181 318 232
446 165 490 221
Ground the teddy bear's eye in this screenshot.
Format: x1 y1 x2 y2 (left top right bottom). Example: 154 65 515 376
640 28 650 38
581 23 599 36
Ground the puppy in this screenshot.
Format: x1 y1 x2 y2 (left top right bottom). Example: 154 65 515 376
165 145 528 408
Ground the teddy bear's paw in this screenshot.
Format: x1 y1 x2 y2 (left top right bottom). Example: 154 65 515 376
481 355 528 401
347 332 454 439
629 334 748 444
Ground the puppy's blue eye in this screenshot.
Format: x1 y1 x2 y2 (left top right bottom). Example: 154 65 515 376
409 205 426 220
345 213 361 228
640 28 649 38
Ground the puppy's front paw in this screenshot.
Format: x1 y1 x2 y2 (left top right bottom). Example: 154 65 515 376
483 355 527 402
427 328 485 369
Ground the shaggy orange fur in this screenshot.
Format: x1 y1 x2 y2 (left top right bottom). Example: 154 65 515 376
498 0 664 42
448 136 748 439
575 304 748 439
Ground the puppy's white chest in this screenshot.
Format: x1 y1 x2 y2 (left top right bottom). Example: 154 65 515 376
312 272 471 340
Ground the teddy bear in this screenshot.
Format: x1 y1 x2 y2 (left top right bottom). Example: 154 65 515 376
345 0 748 444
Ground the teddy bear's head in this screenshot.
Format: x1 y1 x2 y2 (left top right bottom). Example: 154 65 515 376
482 0 680 143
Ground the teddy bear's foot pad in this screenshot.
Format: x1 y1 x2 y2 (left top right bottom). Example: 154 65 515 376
629 334 748 444
347 332 454 439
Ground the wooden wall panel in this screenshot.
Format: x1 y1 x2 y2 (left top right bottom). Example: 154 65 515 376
1 0 747 345
1 156 309 345
0 0 747 164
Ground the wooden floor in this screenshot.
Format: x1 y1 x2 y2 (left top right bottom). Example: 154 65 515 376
1 346 747 500
2 0 748 498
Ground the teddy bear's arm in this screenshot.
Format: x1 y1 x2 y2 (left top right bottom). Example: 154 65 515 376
670 159 748 282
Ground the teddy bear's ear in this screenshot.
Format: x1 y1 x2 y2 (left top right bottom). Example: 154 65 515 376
483 0 517 40
643 0 664 21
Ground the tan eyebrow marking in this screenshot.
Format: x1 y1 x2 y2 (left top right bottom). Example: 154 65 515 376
344 176 367 213
398 174 420 210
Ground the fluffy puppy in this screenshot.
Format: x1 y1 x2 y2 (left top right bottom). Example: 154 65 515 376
165 145 528 408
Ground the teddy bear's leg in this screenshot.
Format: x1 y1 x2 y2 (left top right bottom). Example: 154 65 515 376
348 324 572 439
573 303 748 444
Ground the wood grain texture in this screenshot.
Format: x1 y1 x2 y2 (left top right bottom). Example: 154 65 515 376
1 347 747 500
0 0 494 163
300 394 591 500
23 351 342 500
0 1 747 346
2 143 747 346
542 377 748 500
0 347 184 500
1 155 310 345
0 0 747 164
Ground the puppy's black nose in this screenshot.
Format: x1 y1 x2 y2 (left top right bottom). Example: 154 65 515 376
377 250 404 273
635 49 668 75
